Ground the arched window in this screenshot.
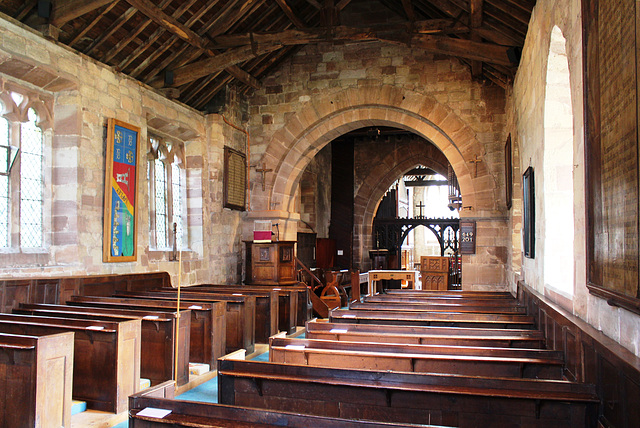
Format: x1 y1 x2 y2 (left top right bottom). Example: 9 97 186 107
0 96 48 252
0 115 9 247
543 26 574 296
148 135 187 251
20 108 44 248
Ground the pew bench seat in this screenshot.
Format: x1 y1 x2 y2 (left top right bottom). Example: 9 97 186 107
269 337 564 379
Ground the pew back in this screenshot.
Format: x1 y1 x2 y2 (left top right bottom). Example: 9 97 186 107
0 313 140 413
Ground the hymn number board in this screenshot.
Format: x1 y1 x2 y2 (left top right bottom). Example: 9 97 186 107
103 119 139 262
460 220 476 255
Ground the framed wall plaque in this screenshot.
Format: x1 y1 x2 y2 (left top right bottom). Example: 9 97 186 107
583 0 640 314
223 146 246 211
103 118 139 262
460 220 476 255
505 134 513 210
522 166 535 259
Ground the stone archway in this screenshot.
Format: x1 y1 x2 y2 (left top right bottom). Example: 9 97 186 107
255 85 491 214
249 84 501 285
353 140 452 269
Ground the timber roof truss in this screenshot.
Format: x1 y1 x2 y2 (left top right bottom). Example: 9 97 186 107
0 0 536 111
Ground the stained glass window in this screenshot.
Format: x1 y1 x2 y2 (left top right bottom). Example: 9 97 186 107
20 108 43 248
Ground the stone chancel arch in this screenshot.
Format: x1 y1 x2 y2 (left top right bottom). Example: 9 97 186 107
250 84 507 289
260 86 489 212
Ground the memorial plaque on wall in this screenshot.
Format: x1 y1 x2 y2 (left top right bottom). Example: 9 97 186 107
223 146 246 211
460 220 476 255
583 0 640 312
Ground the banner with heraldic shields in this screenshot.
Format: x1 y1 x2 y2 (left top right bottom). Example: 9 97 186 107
103 118 139 262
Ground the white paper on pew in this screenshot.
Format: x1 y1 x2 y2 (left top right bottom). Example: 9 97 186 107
143 315 159 320
232 293 243 296
329 329 348 333
136 407 172 419
188 305 202 310
273 288 281 291
86 326 104 331
341 314 356 318
285 345 306 350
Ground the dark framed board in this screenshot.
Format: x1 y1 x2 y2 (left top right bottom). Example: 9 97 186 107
505 134 512 210
223 146 246 211
459 220 476 255
583 0 640 313
522 167 534 259
103 118 139 262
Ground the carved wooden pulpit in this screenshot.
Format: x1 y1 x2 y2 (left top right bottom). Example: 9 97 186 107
420 256 449 291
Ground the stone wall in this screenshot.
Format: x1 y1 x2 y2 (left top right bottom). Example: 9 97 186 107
0 16 245 287
246 36 511 287
510 0 640 357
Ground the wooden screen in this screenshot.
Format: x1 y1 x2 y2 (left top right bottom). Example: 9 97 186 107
223 146 246 211
583 0 640 313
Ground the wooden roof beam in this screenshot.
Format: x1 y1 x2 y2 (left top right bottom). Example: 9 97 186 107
403 33 514 66
486 0 531 26
122 0 209 50
275 0 306 29
336 0 352 11
162 25 514 88
101 0 174 63
83 6 138 55
68 2 118 47
120 0 260 89
51 0 112 27
470 0 483 78
150 44 282 88
323 0 338 27
211 20 468 49
402 0 416 22
304 0 322 9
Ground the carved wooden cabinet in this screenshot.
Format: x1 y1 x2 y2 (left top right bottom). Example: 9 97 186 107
246 241 297 285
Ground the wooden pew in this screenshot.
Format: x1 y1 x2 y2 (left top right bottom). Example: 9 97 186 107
353 300 527 314
330 308 536 329
305 320 546 348
217 358 599 427
15 303 190 386
0 332 74 428
366 295 521 307
154 288 277 343
0 313 140 414
182 284 298 335
269 337 564 379
67 295 225 367
115 290 255 354
237 282 312 328
384 289 514 299
129 380 433 428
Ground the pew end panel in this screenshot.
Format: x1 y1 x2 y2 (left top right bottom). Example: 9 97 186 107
0 332 74 428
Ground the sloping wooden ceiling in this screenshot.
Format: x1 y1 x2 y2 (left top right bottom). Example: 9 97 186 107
0 0 535 112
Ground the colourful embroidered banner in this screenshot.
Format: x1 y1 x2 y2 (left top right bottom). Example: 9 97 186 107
103 119 139 262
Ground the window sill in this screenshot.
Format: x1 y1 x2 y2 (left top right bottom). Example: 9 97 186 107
148 248 193 262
